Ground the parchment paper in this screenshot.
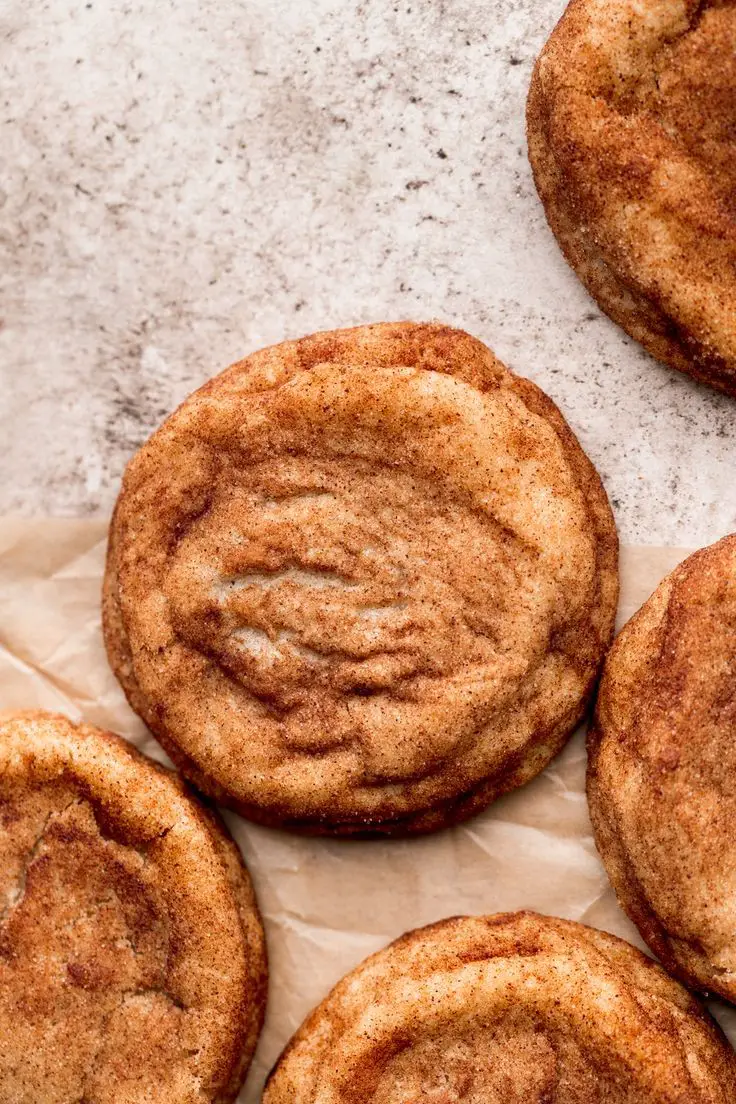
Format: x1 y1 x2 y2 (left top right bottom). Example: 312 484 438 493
1 520 734 1098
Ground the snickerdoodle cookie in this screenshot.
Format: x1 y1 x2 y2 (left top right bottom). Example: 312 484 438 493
528 0 736 394
589 535 736 1003
0 710 267 1103
104 322 618 835
264 911 736 1102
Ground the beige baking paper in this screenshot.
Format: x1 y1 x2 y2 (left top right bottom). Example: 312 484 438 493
0 519 734 1099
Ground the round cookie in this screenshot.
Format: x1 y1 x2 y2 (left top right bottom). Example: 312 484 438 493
589 535 736 1002
264 911 736 1102
104 321 618 835
0 710 267 1104
528 0 736 394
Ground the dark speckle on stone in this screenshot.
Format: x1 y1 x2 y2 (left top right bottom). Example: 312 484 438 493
436 148 448 159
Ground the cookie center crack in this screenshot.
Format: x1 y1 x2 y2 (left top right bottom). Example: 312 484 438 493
216 566 358 594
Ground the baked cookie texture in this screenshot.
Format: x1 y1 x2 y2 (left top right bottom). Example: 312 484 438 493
104 322 618 835
0 710 267 1104
589 535 736 1004
264 911 736 1102
528 0 736 395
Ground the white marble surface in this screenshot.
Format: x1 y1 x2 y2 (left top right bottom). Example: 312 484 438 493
1 0 734 543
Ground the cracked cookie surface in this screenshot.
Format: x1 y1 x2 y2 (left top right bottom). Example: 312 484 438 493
589 535 736 1003
264 911 736 1102
104 322 618 834
0 710 267 1104
528 0 736 394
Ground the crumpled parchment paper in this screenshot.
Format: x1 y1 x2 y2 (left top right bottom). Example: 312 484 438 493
0 520 733 1098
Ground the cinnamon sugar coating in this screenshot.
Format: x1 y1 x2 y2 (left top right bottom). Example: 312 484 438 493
0 710 267 1103
528 0 736 393
104 322 617 834
265 912 736 1102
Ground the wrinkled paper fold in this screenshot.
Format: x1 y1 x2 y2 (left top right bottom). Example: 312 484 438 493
0 520 733 1098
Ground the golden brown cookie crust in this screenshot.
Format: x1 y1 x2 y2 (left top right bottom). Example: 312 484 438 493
264 911 736 1102
528 0 736 394
589 535 736 1003
0 710 267 1104
104 321 618 835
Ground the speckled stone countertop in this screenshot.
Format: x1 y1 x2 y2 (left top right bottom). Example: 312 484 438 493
2 0 734 544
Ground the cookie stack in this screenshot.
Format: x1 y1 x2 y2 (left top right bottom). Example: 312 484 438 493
3 0 736 1099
